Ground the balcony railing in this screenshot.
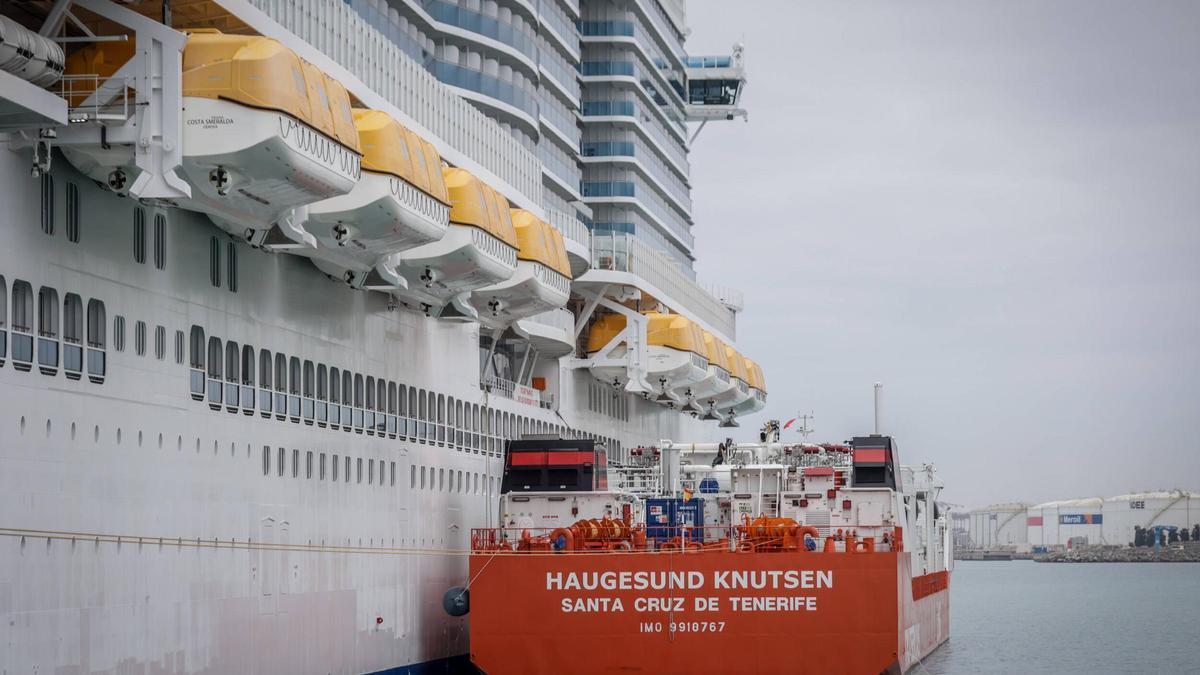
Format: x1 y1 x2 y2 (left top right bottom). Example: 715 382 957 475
544 207 590 250
590 232 737 339
481 373 554 409
422 0 538 62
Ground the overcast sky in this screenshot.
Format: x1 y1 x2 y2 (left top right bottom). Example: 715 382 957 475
682 0 1200 507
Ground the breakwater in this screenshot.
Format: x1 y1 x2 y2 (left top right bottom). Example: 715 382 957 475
1035 545 1200 563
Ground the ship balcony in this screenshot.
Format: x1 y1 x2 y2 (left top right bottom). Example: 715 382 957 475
513 308 576 359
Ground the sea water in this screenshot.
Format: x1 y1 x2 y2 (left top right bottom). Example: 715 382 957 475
921 560 1199 674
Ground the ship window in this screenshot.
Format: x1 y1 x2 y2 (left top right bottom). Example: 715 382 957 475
329 367 340 403
113 315 125 352
354 374 364 407
207 337 222 379
418 389 427 421
40 174 54 235
134 320 146 356
292 449 299 478
133 207 146 264
63 294 82 345
368 459 374 484
439 468 444 491
377 378 387 413
262 446 270 475
241 345 254 385
420 466 426 489
277 447 285 477
227 242 238 293
37 287 58 339
155 325 165 360
388 382 397 414
398 384 407 416
209 237 220 288
317 365 327 400
0 276 6 364
320 453 327 480
410 465 416 488
153 213 166 269
260 349 271 387
342 371 353 406
274 353 286 391
189 325 204 368
306 451 313 479
289 357 300 395
66 182 80 243
225 341 239 382
407 387 417 419
438 395 445 424
85 299 106 380
365 375 375 409
332 454 339 482
303 360 314 397
345 456 351 483
390 461 396 487
174 329 183 364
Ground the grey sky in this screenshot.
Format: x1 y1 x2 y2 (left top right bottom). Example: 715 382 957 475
682 0 1200 507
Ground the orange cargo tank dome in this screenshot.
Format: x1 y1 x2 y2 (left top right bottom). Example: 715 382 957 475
180 29 360 152
702 331 732 373
352 109 450 204
510 209 572 279
744 357 766 393
442 167 518 247
725 345 750 382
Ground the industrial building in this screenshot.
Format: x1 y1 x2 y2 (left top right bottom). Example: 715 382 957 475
965 503 1029 549
1101 490 1198 546
1026 498 1104 548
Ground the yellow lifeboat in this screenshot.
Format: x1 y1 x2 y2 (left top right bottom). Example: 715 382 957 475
61 30 362 247
468 209 572 326
586 312 709 399
392 167 519 319
730 358 767 415
304 109 451 290
710 345 753 425
678 330 736 417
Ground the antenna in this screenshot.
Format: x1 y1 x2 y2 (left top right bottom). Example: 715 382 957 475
794 412 815 441
873 382 882 435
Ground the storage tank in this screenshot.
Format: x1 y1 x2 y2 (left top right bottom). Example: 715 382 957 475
966 503 1029 549
1026 502 1050 548
1102 490 1197 546
1054 497 1104 547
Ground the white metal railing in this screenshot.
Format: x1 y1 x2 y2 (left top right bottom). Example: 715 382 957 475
590 233 737 339
248 0 543 205
703 283 745 312
544 206 590 249
480 373 554 409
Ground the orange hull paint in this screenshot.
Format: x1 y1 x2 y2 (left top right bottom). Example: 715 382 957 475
468 551 949 675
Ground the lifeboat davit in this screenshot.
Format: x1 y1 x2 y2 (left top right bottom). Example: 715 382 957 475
303 109 451 289
392 167 519 319
469 209 572 327
586 312 709 400
711 345 752 425
62 31 362 248
680 330 735 417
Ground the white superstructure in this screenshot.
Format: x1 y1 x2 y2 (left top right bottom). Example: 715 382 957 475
0 1 755 673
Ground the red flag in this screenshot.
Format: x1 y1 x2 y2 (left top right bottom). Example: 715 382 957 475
783 418 796 429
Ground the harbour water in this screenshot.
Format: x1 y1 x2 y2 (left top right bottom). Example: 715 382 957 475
922 561 1200 674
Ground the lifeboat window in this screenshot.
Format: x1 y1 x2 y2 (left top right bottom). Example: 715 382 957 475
274 354 287 391
153 213 166 270
242 346 255 386
227 242 238 293
209 237 220 288
332 454 339 482
134 320 146 357
317 365 328 400
329 367 340 403
133 207 146 264
154 325 165 360
174 330 183 364
66 183 80 243
113 315 125 353
40 174 53 235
